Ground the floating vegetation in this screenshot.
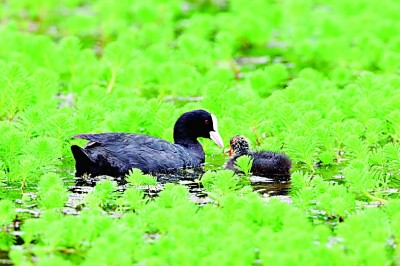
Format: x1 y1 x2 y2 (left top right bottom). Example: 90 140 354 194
1 0 400 264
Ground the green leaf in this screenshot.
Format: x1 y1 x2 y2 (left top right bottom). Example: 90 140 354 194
234 155 253 176
0 200 15 227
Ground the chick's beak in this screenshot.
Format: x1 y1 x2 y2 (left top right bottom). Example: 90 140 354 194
210 131 224 148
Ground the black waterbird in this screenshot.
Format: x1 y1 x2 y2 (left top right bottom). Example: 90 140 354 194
225 135 291 180
71 110 224 177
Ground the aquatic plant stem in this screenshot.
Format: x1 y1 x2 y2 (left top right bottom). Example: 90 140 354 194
229 60 241 79
106 67 117 94
251 125 262 145
363 191 388 204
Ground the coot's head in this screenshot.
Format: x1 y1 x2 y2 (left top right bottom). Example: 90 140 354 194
228 135 250 157
173 109 224 147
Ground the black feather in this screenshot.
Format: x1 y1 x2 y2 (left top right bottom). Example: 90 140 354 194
71 110 222 177
225 135 292 180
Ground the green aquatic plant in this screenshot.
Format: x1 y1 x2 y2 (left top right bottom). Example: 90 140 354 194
234 155 253 176
335 208 393 265
291 171 356 219
0 200 16 250
0 200 15 227
0 62 31 120
343 162 389 204
125 168 157 187
37 173 68 209
248 64 289 97
201 170 251 196
119 187 146 212
1 0 400 264
285 135 319 171
85 181 120 209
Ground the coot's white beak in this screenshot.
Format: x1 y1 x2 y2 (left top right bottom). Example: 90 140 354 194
209 114 224 148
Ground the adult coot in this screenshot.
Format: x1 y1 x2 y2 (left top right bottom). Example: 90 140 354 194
225 135 291 180
71 109 224 177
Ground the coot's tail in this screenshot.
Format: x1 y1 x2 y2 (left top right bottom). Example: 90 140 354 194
71 145 95 177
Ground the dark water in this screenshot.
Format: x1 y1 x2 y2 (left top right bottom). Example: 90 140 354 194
0 250 12 265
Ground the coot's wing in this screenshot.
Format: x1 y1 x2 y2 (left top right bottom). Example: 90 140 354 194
73 133 131 145
73 133 195 172
118 134 196 172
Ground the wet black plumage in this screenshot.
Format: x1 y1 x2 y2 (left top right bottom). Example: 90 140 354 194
225 135 291 180
71 110 223 177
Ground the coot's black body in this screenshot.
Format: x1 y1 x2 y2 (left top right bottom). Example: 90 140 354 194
71 110 223 177
225 135 291 180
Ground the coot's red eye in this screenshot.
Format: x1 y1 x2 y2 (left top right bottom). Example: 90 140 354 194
204 120 209 125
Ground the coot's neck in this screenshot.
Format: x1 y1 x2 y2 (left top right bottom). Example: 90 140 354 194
174 127 202 148
173 121 205 159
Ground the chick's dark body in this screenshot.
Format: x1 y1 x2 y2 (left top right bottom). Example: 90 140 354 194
225 135 291 180
226 151 291 179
